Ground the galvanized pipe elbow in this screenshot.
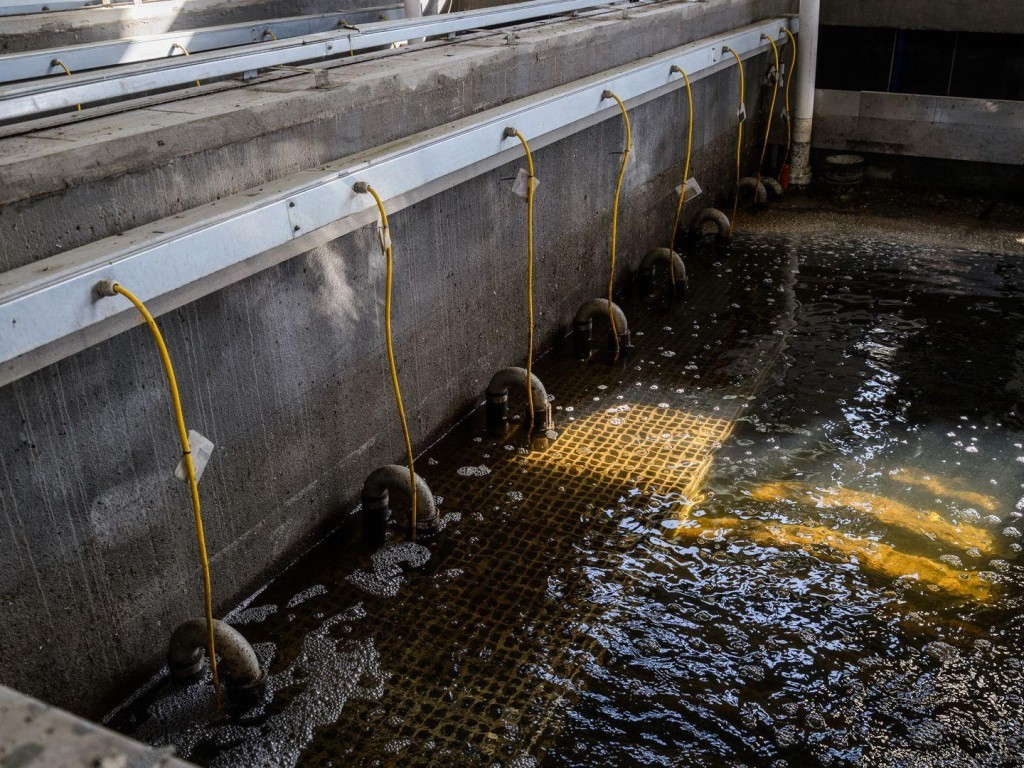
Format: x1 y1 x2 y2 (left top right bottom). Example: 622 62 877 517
168 619 263 690
573 299 630 358
485 367 552 437
687 208 732 248
361 465 440 545
738 176 769 209
762 176 784 201
638 247 687 295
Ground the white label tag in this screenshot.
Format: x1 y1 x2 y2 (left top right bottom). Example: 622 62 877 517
512 167 539 199
781 108 790 123
674 177 703 203
738 103 747 124
175 430 214 485
378 225 392 251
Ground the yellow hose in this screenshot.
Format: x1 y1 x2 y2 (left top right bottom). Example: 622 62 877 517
51 59 81 111
724 47 745 237
756 35 780 182
603 90 632 360
507 129 537 428
170 43 202 88
109 284 221 707
668 65 694 290
782 27 798 175
360 184 418 539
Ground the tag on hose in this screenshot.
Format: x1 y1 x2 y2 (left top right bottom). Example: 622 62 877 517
174 430 215 485
378 225 392 251
781 108 790 123
674 178 703 203
512 167 539 199
738 103 747 124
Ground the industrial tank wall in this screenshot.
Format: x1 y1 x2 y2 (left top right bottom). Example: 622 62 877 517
0 0 791 717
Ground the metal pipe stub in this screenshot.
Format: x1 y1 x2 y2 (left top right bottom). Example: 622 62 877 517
485 367 553 438
361 465 441 545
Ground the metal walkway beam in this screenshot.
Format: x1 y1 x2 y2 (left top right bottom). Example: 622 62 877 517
0 16 797 387
0 5 403 84
0 0 629 121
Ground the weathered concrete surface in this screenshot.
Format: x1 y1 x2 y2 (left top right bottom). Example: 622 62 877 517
813 89 1024 165
0 0 391 53
821 0 1024 34
0 684 195 767
0 0 791 718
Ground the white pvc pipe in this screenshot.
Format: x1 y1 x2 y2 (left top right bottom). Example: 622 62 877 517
789 0 819 186
403 0 424 44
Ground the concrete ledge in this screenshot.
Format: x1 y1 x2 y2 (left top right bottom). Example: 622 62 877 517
0 685 194 768
813 89 1024 165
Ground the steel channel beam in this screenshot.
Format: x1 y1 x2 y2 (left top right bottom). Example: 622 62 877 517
0 5 403 83
0 0 127 17
0 16 797 387
0 0 626 121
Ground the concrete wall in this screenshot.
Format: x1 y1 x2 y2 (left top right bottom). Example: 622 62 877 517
0 0 792 718
821 0 1024 34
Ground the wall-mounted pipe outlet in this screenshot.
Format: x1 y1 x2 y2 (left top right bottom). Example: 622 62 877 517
686 208 732 250
738 177 769 210
168 619 264 700
362 465 440 547
638 247 687 296
485 367 554 439
573 299 631 360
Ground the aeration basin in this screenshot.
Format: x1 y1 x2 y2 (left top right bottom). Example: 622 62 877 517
107 233 1024 766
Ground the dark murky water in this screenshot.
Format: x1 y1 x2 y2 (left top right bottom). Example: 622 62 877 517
109 236 1024 767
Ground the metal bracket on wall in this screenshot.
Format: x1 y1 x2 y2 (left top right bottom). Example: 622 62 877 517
0 0 636 121
0 16 797 387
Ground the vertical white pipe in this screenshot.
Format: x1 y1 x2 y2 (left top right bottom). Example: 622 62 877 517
403 0 424 44
789 0 820 187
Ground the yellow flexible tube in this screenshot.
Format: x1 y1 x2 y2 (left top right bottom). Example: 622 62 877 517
109 284 221 707
603 90 632 360
360 184 418 539
507 128 537 427
782 27 798 176
52 59 81 111
756 35 780 182
668 65 694 290
724 47 745 238
170 43 202 88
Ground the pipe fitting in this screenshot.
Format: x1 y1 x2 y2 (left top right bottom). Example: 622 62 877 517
762 176 784 201
638 247 687 296
361 465 440 545
168 619 264 693
485 367 553 438
573 299 630 359
95 279 119 297
738 177 769 210
687 208 731 249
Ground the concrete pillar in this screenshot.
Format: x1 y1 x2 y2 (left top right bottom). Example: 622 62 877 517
789 0 820 187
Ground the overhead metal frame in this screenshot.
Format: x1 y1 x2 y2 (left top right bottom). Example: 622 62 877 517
0 0 138 17
0 16 797 387
0 0 631 121
0 5 403 84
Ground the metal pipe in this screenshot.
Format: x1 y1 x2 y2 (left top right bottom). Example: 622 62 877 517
737 176 769 209
485 366 552 437
789 0 819 187
0 6 403 84
687 208 731 248
167 619 263 689
362 465 440 545
638 247 687 295
0 17 796 387
573 298 630 358
0 0 630 120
